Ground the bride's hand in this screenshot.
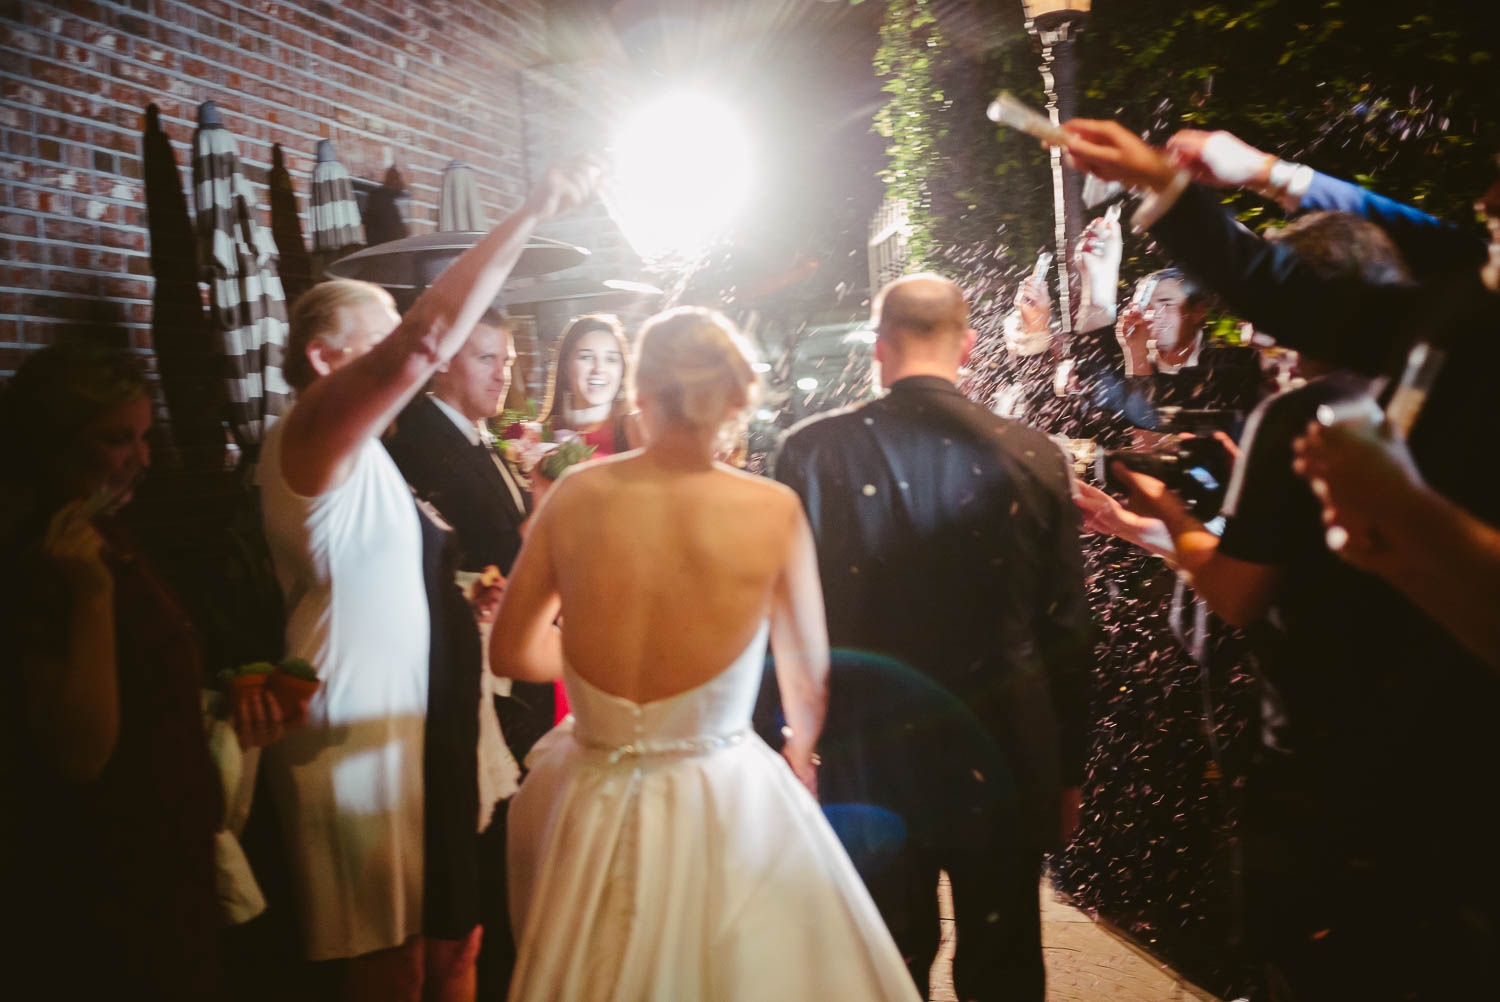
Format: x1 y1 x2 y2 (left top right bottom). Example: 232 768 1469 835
782 744 819 798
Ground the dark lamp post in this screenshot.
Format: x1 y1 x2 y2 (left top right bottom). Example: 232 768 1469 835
1022 0 1090 341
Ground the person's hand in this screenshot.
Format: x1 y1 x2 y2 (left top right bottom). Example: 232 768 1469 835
468 566 505 625
1111 461 1191 526
1074 214 1123 281
1292 418 1423 570
1178 429 1242 462
232 687 286 750
1074 214 1123 328
42 500 112 595
782 743 819 798
1165 129 1275 189
525 155 606 220
1115 305 1152 375
1075 479 1148 540
1059 785 1083 844
1015 272 1052 334
1060 119 1178 193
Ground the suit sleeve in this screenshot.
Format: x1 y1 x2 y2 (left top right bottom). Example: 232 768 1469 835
1037 450 1094 787
1300 171 1487 278
384 418 442 500
1148 183 1417 375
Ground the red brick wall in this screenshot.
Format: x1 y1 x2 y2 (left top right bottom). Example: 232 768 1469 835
1 0 545 384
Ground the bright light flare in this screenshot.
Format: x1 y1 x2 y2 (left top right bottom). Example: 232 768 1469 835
605 93 752 261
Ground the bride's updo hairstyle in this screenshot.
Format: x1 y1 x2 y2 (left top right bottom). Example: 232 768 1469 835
632 307 757 435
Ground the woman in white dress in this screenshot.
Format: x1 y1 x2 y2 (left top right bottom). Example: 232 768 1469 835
258 159 599 1002
491 307 922 1001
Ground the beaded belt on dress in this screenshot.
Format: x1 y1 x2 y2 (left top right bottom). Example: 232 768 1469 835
574 727 750 764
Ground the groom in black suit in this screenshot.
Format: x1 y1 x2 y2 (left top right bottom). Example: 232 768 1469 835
384 306 551 999
773 274 1092 1002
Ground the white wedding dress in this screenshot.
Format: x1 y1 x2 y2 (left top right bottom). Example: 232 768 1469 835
506 620 922 1002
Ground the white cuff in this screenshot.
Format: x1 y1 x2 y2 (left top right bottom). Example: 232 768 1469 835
1131 170 1191 233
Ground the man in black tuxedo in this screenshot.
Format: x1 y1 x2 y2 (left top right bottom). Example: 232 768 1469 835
384 307 551 1000
772 274 1092 1002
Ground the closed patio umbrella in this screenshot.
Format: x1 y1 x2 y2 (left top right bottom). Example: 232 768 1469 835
191 100 288 454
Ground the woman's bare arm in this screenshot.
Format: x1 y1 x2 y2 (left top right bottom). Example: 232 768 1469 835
282 161 600 497
489 483 565 683
769 499 830 795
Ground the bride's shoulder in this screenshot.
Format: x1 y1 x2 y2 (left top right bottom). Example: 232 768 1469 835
712 464 801 507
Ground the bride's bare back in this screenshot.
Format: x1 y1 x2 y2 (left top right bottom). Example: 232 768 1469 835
492 450 828 705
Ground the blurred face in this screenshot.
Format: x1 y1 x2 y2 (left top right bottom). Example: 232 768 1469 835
435 322 514 422
68 393 152 511
567 329 625 408
310 298 400 379
1142 278 1195 352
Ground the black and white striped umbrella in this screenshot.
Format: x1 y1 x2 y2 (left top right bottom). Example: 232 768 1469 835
310 139 363 258
191 101 288 451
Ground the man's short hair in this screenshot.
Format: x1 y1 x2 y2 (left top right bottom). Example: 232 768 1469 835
1267 210 1412 287
475 305 511 331
1147 267 1209 306
873 273 968 344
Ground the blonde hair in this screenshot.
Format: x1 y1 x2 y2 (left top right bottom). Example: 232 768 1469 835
285 279 397 390
632 307 757 434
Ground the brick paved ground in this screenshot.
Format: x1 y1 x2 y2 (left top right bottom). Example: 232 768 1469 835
927 874 1226 1002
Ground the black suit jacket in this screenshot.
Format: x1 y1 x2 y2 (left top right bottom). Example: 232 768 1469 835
773 376 1092 846
386 395 553 762
385 395 529 574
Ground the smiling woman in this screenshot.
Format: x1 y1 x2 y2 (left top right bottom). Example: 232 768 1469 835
538 314 636 458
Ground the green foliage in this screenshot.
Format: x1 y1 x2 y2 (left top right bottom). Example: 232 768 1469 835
538 438 598 481
875 0 1499 298
276 657 319 682
874 0 1052 283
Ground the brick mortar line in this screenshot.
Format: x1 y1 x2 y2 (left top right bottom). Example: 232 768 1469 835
15 1 535 142
21 0 540 120
5 283 154 302
4 48 528 170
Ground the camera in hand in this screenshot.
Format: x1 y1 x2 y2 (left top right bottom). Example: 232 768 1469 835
1095 409 1239 519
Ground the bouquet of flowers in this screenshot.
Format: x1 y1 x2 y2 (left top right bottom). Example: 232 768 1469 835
489 401 598 484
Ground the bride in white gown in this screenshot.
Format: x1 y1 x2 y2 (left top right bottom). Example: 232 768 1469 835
490 307 921 1002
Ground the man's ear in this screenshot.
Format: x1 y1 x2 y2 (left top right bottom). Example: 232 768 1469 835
307 340 338 379
958 327 978 368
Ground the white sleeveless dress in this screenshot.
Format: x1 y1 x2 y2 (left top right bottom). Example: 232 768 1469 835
506 621 921 1002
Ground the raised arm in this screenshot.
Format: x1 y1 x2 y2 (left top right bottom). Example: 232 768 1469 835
282 160 601 496
489 481 564 683
1060 119 1413 374
769 499 830 796
1166 128 1486 277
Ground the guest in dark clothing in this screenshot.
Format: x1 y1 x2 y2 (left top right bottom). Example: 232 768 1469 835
0 341 223 1001
1076 211 1428 996
385 309 548 1001
1061 116 1500 999
773 274 1092 1002
1077 266 1261 439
